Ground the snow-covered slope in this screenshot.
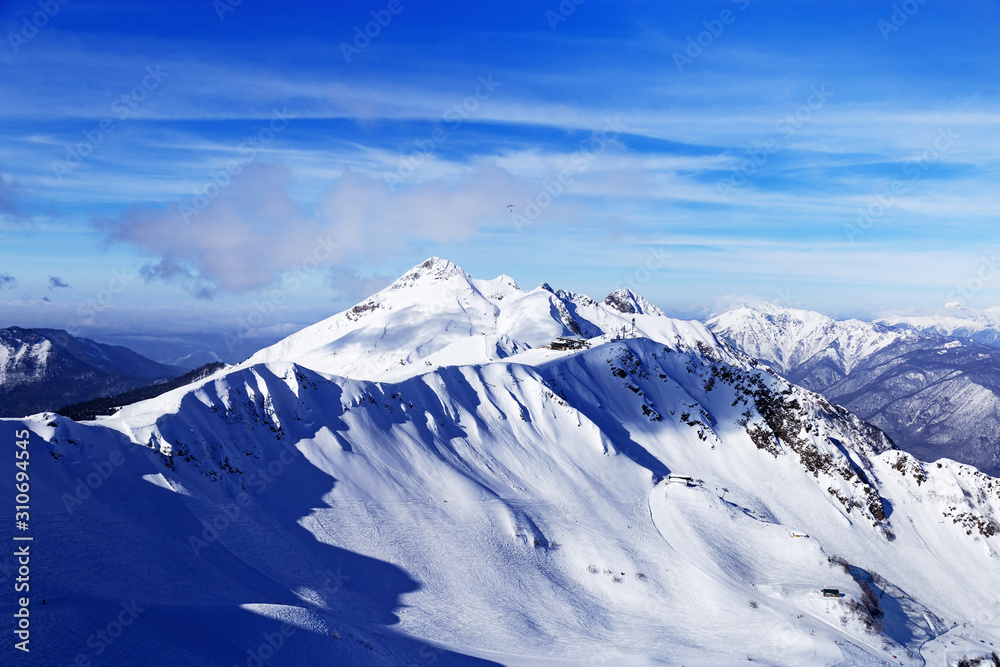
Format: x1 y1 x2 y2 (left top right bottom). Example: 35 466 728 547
710 303 1000 476
878 302 1000 348
3 261 1000 666
0 327 182 417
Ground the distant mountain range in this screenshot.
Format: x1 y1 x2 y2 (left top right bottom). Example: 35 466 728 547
877 303 1000 347
0 326 183 418
709 303 1000 475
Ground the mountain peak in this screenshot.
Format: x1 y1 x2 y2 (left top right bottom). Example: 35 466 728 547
603 288 665 316
731 300 797 315
390 257 469 289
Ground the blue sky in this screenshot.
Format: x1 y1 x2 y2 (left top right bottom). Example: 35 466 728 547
1 0 998 340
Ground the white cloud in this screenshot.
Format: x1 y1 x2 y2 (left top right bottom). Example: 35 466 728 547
98 161 526 296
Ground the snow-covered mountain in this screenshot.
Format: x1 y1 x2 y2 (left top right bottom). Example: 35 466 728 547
709 304 1000 476
0 327 183 418
3 260 999 666
245 258 702 382
878 302 1000 348
820 338 1000 475
707 302 914 389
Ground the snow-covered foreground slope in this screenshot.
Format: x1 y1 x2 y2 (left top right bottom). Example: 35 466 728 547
710 303 1000 476
3 261 1000 666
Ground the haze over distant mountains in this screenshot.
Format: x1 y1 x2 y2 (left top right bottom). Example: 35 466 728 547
91 330 290 370
876 302 1000 348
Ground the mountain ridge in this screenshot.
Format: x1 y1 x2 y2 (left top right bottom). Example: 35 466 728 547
244 256 715 383
4 259 1000 664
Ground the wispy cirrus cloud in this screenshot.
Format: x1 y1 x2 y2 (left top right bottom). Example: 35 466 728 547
2 0 999 331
